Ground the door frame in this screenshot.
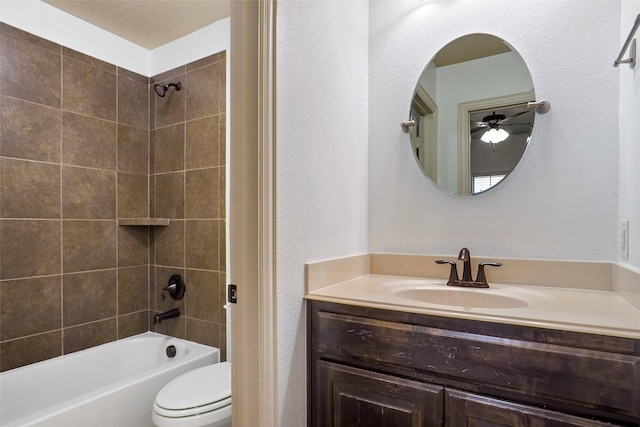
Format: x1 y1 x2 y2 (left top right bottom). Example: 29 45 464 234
229 0 278 425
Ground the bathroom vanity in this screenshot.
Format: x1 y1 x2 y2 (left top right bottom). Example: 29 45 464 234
307 300 640 426
306 254 640 427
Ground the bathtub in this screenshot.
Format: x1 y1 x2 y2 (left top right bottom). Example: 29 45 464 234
0 332 219 427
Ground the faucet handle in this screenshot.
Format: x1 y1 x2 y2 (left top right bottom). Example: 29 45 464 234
436 260 459 285
476 262 502 285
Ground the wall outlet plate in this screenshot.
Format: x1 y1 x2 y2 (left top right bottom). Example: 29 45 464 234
621 220 630 260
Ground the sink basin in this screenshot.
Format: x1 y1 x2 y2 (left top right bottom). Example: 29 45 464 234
394 288 528 308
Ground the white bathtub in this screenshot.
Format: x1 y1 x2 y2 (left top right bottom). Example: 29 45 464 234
0 332 219 427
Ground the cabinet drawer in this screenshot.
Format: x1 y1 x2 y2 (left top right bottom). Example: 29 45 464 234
316 310 640 418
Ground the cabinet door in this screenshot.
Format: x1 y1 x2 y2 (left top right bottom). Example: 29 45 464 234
445 389 618 427
315 361 444 427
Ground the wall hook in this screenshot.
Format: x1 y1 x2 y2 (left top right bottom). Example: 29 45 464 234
527 100 551 114
400 120 415 133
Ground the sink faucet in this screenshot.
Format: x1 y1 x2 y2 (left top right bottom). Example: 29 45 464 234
436 248 502 288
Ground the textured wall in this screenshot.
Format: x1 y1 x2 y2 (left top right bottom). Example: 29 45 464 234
618 3 640 270
149 53 227 360
369 0 620 261
276 1 370 425
0 23 150 371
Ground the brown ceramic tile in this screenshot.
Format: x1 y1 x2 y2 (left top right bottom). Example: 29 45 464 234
0 220 61 279
118 67 147 84
62 112 117 170
0 158 60 218
63 270 117 327
118 125 148 174
63 318 116 354
185 220 219 270
0 96 61 162
1 23 60 53
220 168 226 222
149 87 156 130
185 269 219 322
186 63 221 120
148 263 156 309
154 76 186 128
152 80 185 128
185 168 218 219
118 73 149 129
63 57 116 121
185 52 220 72
118 225 149 267
1 29 61 108
149 175 157 217
118 311 149 338
219 220 226 272
154 123 184 173
154 221 185 267
185 116 220 169
62 166 116 219
62 220 116 273
155 172 184 219
185 318 220 348
219 59 226 114
151 66 186 84
118 172 148 218
118 266 148 314
0 331 62 372
220 113 226 162
0 276 62 340
62 47 116 73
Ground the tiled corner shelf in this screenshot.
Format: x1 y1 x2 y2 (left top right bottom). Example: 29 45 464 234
118 218 170 226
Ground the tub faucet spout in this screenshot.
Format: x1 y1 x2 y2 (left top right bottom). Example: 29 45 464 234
154 308 180 325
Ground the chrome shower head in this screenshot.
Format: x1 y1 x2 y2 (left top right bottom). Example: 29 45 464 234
154 82 181 97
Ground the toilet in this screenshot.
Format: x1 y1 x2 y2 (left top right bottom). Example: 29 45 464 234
152 362 232 427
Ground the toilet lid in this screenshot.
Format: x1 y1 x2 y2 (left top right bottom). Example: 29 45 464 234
155 362 231 411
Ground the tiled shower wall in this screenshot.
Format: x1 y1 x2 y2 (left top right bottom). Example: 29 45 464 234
0 23 226 371
150 54 227 359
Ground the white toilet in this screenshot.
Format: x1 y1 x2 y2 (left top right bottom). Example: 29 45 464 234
152 361 232 427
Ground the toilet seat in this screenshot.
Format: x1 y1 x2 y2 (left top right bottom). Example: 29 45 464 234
154 362 231 419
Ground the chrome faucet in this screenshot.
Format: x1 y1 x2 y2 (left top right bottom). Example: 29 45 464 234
436 247 502 288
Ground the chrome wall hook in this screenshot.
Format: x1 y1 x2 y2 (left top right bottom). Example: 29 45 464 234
527 100 551 114
614 14 639 68
400 120 415 133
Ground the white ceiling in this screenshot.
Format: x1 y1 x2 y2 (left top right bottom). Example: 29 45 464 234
43 0 230 50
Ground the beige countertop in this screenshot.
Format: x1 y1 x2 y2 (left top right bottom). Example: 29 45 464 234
306 273 640 340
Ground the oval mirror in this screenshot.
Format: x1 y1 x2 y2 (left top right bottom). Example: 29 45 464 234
408 34 536 196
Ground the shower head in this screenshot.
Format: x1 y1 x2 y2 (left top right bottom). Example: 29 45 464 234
154 82 181 97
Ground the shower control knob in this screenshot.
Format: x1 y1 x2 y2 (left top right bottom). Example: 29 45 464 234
162 275 186 300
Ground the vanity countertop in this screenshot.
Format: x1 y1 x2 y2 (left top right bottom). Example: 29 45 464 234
306 274 640 340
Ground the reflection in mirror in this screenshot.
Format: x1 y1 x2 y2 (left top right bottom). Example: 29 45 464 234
409 34 535 196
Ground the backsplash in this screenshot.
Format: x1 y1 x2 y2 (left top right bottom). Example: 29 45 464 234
0 23 226 371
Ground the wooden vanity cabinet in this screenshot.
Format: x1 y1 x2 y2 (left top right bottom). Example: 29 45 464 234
307 300 640 427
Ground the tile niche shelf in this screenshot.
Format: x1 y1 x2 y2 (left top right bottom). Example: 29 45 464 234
118 218 170 226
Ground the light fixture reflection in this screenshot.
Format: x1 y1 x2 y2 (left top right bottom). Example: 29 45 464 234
481 127 509 143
